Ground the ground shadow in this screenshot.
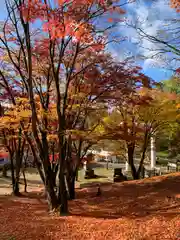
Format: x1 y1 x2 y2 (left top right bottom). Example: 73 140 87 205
79 179 111 188
21 178 43 186
70 173 180 219
0 173 180 221
0 176 179 240
0 175 42 186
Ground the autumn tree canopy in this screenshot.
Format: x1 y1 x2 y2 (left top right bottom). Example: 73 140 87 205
0 0 178 215
0 0 143 214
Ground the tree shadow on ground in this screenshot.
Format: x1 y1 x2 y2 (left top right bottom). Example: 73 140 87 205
21 178 43 186
79 179 111 188
0 173 179 240
0 173 180 221
0 175 42 186
70 173 180 219
0 176 12 184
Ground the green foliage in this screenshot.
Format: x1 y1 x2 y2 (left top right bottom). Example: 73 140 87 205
157 151 168 158
162 77 180 95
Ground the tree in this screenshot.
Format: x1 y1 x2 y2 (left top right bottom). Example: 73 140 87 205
124 0 180 72
0 0 134 214
0 102 26 195
170 0 180 12
162 75 180 157
100 86 178 179
162 76 180 94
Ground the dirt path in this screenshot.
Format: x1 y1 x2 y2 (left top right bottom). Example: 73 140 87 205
0 171 43 196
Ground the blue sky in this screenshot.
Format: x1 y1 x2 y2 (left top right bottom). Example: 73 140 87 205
0 0 179 82
109 0 180 81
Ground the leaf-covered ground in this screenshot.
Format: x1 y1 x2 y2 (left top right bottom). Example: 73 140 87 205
0 173 180 240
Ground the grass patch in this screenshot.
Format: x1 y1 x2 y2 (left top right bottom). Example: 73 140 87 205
156 159 169 166
78 168 113 184
157 151 168 158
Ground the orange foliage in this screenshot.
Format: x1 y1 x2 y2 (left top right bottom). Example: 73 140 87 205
20 0 47 22
19 0 125 42
170 0 180 12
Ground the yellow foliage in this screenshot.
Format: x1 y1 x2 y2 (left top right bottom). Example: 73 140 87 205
47 134 58 141
19 110 32 118
103 116 112 124
94 124 105 134
71 104 81 110
176 103 180 109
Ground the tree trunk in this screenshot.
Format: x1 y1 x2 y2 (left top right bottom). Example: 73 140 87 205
67 171 76 200
13 153 23 196
10 155 16 194
66 145 76 200
41 132 59 210
13 180 20 196
2 166 7 177
75 168 78 181
14 169 20 195
52 172 56 188
34 156 58 211
45 187 58 211
24 134 45 184
127 143 140 180
52 163 58 188
26 132 57 209
31 146 45 184
45 173 58 211
58 172 68 215
130 163 139 179
13 128 24 196
36 161 45 184
136 153 146 179
56 134 69 215
106 159 109 170
22 168 27 192
136 131 149 179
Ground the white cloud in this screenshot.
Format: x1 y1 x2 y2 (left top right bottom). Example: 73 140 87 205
143 59 162 71
112 0 180 71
